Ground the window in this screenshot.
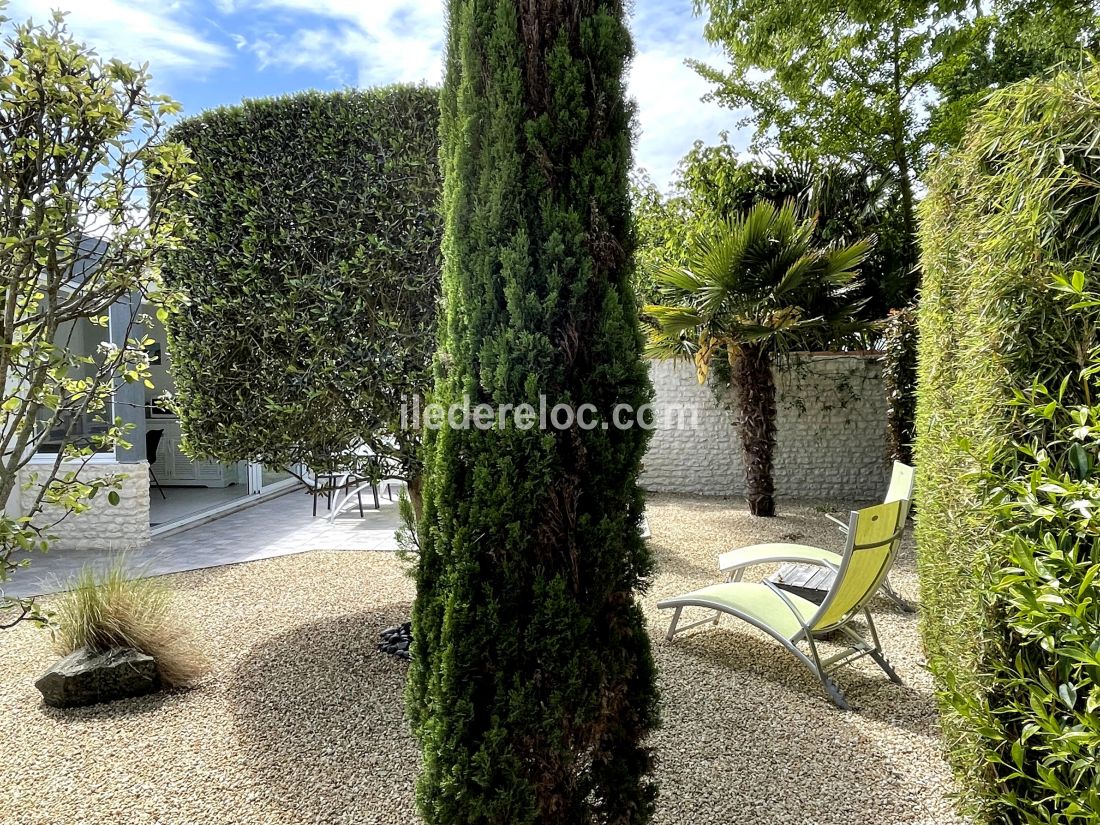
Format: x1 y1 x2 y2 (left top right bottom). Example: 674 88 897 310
33 316 114 455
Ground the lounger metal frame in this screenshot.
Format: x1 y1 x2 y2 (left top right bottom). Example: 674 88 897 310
719 462 917 613
662 505 906 710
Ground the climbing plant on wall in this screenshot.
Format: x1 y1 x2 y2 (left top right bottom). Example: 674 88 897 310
882 305 917 465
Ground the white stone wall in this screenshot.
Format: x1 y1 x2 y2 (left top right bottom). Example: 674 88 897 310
641 355 889 501
16 460 150 551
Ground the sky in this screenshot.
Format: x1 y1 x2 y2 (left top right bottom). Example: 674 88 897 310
5 0 749 190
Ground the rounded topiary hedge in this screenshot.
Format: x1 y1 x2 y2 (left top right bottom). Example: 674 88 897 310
161 86 441 483
917 66 1100 822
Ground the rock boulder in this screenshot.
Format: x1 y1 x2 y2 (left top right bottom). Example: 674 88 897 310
35 646 160 709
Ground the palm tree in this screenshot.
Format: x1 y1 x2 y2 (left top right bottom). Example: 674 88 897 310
645 201 871 517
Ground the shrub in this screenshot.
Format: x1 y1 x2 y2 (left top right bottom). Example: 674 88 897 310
916 65 1100 822
52 560 207 688
407 0 658 821
882 305 917 465
161 87 441 499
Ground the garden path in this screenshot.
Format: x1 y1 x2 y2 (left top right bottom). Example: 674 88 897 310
4 488 401 598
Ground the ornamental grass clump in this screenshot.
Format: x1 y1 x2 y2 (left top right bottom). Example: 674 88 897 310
52 560 207 688
916 64 1100 822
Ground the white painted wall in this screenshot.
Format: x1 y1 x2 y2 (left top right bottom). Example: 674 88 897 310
17 460 150 551
641 355 889 501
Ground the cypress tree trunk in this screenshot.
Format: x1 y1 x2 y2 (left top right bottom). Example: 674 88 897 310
731 343 777 517
406 474 424 524
408 1 659 823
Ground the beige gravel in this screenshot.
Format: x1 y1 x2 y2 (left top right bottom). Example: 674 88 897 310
0 494 966 825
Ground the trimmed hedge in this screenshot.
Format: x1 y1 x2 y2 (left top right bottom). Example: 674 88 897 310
161 86 441 482
917 66 1100 822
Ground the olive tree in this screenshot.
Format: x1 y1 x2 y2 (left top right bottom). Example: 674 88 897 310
0 10 195 626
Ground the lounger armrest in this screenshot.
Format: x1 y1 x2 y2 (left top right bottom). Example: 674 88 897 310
824 513 850 534
718 543 842 574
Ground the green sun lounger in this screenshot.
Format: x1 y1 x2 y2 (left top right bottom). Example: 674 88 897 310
658 499 908 709
719 461 916 611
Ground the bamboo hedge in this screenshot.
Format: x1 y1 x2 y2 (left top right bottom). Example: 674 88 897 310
916 66 1100 822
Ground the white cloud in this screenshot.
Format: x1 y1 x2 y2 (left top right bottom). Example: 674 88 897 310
230 0 740 186
233 0 445 86
5 0 229 74
9 0 744 189
230 0 739 187
628 0 750 189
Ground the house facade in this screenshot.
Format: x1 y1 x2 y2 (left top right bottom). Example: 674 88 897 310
11 292 297 551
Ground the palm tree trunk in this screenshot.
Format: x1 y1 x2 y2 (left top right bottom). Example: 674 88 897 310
731 342 777 517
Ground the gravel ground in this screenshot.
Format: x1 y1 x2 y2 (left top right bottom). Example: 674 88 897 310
0 494 966 825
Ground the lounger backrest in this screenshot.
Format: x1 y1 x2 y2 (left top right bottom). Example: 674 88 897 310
810 499 906 632
884 461 915 504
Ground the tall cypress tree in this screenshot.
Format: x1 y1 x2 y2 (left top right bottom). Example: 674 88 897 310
407 1 658 822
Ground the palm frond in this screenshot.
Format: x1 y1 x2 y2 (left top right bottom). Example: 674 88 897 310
693 334 721 383
652 262 704 295
773 252 819 297
691 231 741 310
822 237 873 284
738 200 779 247
643 335 691 360
645 200 873 358
644 303 705 336
720 321 781 343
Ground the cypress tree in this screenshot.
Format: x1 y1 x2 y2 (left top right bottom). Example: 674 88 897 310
407 1 659 823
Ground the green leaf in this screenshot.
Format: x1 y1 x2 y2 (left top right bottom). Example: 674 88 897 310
1058 682 1078 709
1068 443 1090 479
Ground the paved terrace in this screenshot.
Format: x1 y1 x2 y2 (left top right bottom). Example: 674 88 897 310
4 487 402 599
